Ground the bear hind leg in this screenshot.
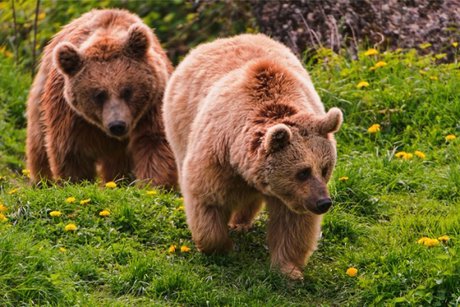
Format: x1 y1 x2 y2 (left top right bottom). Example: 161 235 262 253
228 199 263 232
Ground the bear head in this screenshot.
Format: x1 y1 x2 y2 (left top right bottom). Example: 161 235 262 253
53 24 160 139
256 107 343 215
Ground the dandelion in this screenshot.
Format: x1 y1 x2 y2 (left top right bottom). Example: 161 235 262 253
419 42 432 49
59 247 67 253
65 197 76 204
364 48 378 56
367 124 381 133
99 209 110 217
0 204 7 212
445 134 456 142
180 245 191 253
453 42 459 48
346 267 358 277
429 76 438 81
64 223 77 232
7 188 18 195
435 53 447 60
105 181 117 189
168 245 176 253
22 169 31 178
357 81 369 89
424 238 440 247
438 235 450 242
417 237 430 244
395 151 413 160
80 199 91 205
414 151 426 159
417 237 439 247
49 210 62 217
374 61 387 68
146 190 157 196
339 176 349 182
176 205 185 211
0 213 8 222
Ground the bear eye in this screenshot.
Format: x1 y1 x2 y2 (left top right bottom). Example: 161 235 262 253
120 87 133 101
296 167 311 182
92 89 108 105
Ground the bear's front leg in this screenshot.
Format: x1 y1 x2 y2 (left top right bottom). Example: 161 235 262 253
46 136 96 182
266 196 322 280
184 194 233 254
130 133 177 189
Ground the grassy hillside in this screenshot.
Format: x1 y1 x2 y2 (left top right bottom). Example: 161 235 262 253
0 46 459 305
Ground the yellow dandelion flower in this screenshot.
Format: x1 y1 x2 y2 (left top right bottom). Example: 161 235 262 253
364 48 379 56
453 42 459 48
168 245 176 253
49 210 62 217
0 213 8 222
180 245 191 253
7 188 18 195
357 81 370 89
339 176 349 182
65 197 76 204
64 223 77 232
176 205 185 211
146 190 157 196
22 169 31 177
80 199 91 205
445 134 456 141
435 53 447 60
419 42 432 49
346 267 358 277
429 76 438 81
417 237 430 244
395 151 407 158
374 61 387 68
367 124 381 133
59 247 67 253
438 235 450 242
414 150 426 159
99 209 110 217
38 12 46 21
105 181 117 189
0 204 7 212
403 153 413 160
424 238 440 247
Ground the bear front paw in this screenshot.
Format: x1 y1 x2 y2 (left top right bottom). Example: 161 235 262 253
280 263 304 280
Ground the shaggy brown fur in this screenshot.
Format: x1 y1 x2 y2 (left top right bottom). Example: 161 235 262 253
163 34 343 279
26 9 177 188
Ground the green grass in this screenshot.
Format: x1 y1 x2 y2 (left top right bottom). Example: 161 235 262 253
1 47 460 305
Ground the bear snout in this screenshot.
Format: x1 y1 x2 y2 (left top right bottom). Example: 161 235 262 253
108 120 127 137
315 198 333 214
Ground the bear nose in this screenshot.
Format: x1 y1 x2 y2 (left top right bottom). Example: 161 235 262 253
316 198 333 214
108 121 127 136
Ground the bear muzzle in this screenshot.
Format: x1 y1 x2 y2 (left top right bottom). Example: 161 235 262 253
314 198 333 214
108 120 128 137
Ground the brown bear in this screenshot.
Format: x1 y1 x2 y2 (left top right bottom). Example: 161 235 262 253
163 34 343 279
26 9 177 188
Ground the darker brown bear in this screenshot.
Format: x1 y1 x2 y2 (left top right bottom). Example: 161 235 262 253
26 9 177 188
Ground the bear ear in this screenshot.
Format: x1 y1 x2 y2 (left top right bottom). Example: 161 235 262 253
319 107 343 135
124 24 151 58
54 42 84 76
264 124 292 153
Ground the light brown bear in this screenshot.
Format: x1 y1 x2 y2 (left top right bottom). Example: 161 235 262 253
26 9 177 188
163 34 343 279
